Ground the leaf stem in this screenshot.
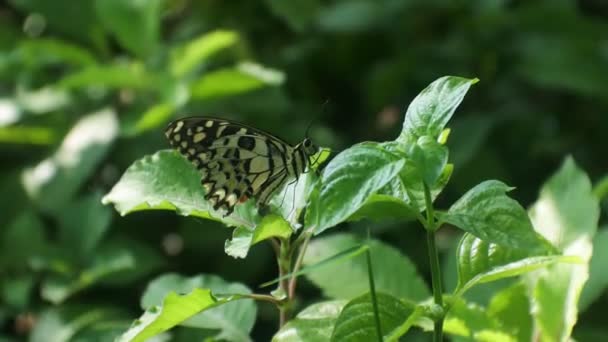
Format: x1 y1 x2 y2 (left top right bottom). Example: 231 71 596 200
366 244 383 342
423 183 444 342
288 230 312 299
277 238 292 327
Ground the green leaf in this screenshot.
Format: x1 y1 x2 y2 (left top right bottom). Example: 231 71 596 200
454 233 574 297
41 247 136 304
529 156 599 249
330 292 417 341
527 157 599 342
252 214 293 244
122 102 175 137
118 288 219 342
487 283 533 342
579 228 608 311
102 149 257 229
0 125 56 145
22 108 118 213
191 63 285 100
58 64 163 91
310 143 405 234
58 192 111 258
140 273 256 341
273 301 347 342
94 0 161 57
170 30 239 78
224 215 293 259
444 298 516 342
31 306 127 342
405 135 448 185
17 38 97 67
303 234 430 301
399 76 478 140
440 180 553 251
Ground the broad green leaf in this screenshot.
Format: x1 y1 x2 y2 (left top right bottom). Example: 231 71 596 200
303 234 429 301
18 38 97 67
118 289 220 342
487 283 532 342
141 273 255 341
579 228 608 311
122 102 175 137
252 215 293 244
273 301 347 342
405 135 448 186
224 215 293 259
22 108 118 213
527 157 598 342
191 63 285 100
330 292 417 341
170 30 239 78
440 180 553 251
529 157 599 248
224 226 255 259
454 233 573 298
58 192 111 258
41 248 136 304
310 143 405 234
30 306 128 342
101 149 257 229
265 0 320 32
58 64 164 91
444 298 516 342
346 194 418 223
94 0 161 57
399 76 478 141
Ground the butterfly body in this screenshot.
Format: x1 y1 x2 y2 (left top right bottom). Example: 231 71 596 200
165 117 318 216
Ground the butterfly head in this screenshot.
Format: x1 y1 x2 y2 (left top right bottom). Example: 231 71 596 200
299 137 318 157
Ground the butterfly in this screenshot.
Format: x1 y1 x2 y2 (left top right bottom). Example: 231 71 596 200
165 117 319 216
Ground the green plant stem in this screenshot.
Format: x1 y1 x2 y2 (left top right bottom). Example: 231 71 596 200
288 230 312 299
423 183 444 342
366 247 383 342
277 238 292 328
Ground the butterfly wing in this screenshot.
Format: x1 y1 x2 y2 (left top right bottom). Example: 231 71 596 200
165 117 296 215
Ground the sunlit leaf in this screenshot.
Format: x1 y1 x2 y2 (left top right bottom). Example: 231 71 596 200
273 301 347 342
170 30 239 78
527 157 599 342
22 108 118 213
141 273 256 341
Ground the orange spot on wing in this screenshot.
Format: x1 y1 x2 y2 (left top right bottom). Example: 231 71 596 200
239 195 249 203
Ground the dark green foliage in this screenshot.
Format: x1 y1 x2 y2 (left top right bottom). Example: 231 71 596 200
1 1 607 341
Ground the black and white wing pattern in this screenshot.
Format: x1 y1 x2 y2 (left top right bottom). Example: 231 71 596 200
165 117 318 216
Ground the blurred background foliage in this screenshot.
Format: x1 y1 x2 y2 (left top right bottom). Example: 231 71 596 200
0 0 607 340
